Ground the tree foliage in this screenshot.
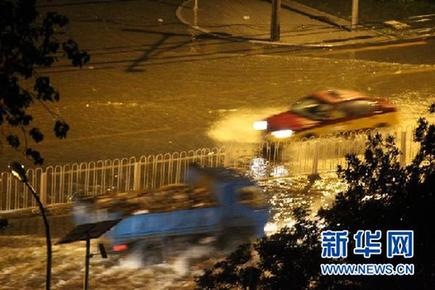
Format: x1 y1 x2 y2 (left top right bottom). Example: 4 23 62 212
197 106 434 289
197 208 321 290
0 0 89 164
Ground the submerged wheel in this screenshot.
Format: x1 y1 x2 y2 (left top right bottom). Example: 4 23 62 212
216 227 254 252
124 240 165 266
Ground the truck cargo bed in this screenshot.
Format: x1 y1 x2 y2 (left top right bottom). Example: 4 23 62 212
108 206 222 242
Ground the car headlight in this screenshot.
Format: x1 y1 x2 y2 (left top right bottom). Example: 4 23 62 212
253 120 268 131
271 129 294 138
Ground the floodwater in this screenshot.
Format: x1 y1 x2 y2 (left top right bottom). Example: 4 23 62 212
0 173 345 290
1 53 433 170
1 1 434 289
0 0 434 170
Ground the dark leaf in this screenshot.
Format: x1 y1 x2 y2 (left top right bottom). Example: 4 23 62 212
7 135 20 148
29 128 44 143
54 120 69 139
25 148 43 165
0 0 86 162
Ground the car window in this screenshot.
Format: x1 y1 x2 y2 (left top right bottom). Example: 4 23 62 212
291 96 333 121
338 100 377 117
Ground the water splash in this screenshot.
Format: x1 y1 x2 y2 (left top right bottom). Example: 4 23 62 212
207 107 285 143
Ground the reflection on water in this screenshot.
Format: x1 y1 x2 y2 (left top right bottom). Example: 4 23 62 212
260 173 347 233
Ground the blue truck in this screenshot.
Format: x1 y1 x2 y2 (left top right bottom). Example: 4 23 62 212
73 166 270 263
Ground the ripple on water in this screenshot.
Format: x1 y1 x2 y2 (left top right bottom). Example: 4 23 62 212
260 173 347 230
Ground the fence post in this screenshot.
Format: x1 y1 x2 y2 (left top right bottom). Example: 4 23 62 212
223 145 234 168
40 172 48 204
311 142 320 176
400 131 407 165
6 174 12 211
133 162 141 192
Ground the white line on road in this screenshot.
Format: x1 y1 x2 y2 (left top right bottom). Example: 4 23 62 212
38 127 173 145
312 40 428 56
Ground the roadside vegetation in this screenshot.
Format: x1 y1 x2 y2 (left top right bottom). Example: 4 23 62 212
0 0 89 164
196 104 434 289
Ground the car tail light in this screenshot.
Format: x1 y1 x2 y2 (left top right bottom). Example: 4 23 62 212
376 99 397 112
112 244 128 252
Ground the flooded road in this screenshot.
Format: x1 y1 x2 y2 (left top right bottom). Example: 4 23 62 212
0 173 345 290
0 0 434 170
301 38 435 65
0 1 434 289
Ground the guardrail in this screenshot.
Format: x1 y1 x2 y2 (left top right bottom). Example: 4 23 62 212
0 126 419 212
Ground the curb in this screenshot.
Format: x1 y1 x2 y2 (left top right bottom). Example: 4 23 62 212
175 0 434 50
175 1 255 44
278 0 352 31
175 0 347 49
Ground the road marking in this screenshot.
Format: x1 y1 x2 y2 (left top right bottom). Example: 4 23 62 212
376 65 435 77
38 127 172 145
310 40 428 56
408 13 435 19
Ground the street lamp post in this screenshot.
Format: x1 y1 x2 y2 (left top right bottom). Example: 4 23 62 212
9 161 52 290
351 0 359 30
271 0 281 41
193 0 199 28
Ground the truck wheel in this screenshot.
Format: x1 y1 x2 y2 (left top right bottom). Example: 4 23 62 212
216 228 253 252
130 240 165 266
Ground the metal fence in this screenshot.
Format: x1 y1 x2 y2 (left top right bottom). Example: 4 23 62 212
0 126 420 212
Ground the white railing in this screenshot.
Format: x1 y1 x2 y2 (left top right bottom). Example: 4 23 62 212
0 126 420 212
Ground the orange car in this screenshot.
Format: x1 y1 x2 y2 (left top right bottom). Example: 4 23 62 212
253 90 398 141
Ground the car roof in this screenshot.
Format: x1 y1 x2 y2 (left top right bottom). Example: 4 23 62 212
311 90 370 104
